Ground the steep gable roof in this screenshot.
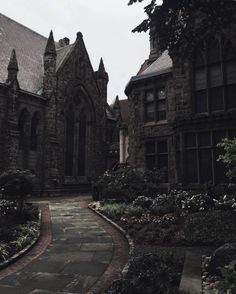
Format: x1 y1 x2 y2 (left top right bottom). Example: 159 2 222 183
0 13 47 94
140 50 172 77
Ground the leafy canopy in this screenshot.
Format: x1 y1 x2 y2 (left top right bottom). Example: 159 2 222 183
128 0 236 56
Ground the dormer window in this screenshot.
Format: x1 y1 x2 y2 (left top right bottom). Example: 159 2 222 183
193 38 236 114
144 88 167 122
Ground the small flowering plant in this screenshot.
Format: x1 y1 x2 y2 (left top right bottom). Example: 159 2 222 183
213 193 236 211
172 190 212 213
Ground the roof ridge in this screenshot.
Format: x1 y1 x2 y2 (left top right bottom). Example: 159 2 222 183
0 13 47 41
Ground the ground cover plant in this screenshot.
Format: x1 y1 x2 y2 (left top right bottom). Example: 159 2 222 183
92 190 236 246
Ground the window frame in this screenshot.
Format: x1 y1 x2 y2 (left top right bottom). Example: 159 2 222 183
144 87 167 123
192 38 236 114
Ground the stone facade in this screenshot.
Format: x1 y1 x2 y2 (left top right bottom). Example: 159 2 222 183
126 22 236 189
0 14 114 194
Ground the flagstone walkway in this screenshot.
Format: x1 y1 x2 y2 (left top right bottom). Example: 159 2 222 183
0 196 129 294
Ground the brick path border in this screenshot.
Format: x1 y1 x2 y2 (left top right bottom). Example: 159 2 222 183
0 203 52 280
80 201 130 294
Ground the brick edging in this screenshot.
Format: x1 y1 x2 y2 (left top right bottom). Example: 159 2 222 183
86 204 134 293
0 203 52 280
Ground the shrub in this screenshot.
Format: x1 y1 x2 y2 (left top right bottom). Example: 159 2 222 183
184 210 236 246
107 251 183 294
125 205 144 218
132 196 153 209
173 190 212 213
217 138 236 181
94 166 164 201
0 170 35 215
0 199 17 217
149 194 176 216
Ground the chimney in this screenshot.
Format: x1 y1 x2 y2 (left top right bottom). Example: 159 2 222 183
58 37 70 48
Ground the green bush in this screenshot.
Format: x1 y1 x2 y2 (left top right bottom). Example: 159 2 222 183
125 205 144 218
0 170 35 215
107 251 184 294
94 166 164 201
217 138 236 181
183 210 236 246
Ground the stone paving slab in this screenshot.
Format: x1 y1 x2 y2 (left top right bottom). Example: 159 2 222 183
0 197 129 294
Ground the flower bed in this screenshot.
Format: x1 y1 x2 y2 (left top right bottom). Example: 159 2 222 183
0 201 40 263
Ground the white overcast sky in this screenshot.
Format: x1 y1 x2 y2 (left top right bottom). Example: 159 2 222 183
1 0 152 104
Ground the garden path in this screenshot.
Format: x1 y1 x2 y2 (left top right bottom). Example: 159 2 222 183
0 196 129 294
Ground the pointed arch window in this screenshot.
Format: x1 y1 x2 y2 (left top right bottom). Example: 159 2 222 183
18 109 28 150
65 105 75 176
193 38 236 113
30 112 40 150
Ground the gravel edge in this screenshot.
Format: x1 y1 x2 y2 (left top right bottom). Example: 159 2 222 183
88 204 134 276
0 208 42 270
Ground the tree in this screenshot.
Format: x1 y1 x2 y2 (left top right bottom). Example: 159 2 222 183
0 170 35 215
217 139 236 181
128 0 236 57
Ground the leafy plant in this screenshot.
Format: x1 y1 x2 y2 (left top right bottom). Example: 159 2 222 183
107 251 184 294
0 170 35 215
93 166 163 201
205 265 236 294
128 0 236 58
217 138 236 181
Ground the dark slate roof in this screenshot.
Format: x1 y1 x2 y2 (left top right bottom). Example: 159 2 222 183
140 50 172 76
0 13 75 94
0 13 48 94
125 51 172 94
119 99 129 124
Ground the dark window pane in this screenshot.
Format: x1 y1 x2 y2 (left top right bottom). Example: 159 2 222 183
209 87 224 111
65 106 75 176
146 155 156 170
195 68 207 90
199 149 213 183
157 99 166 121
213 130 227 146
209 65 223 88
229 129 236 139
193 50 205 67
185 150 198 183
226 61 236 85
146 141 155 154
158 154 168 182
208 40 221 64
146 91 155 102
185 133 196 148
198 132 211 147
226 84 236 109
158 110 166 121
195 90 207 113
78 112 86 176
215 149 227 183
157 141 167 153
145 103 155 122
224 41 236 60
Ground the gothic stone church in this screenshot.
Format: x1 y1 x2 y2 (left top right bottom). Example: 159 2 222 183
0 13 117 194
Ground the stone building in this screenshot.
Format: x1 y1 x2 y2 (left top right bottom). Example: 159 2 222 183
125 17 236 189
0 13 114 194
